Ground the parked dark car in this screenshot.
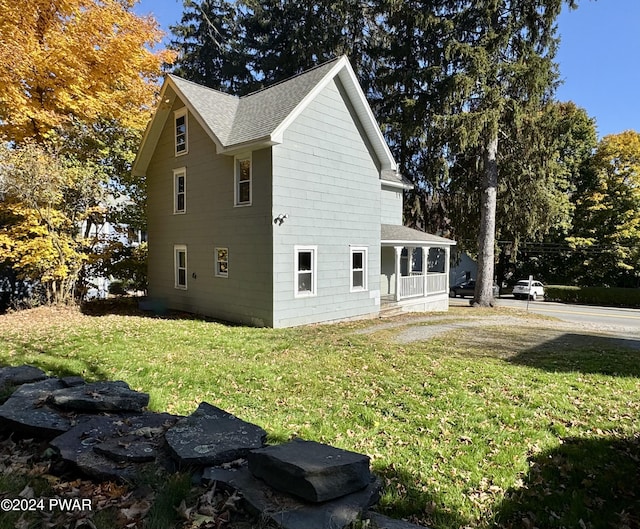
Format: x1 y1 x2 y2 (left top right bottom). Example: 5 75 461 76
450 280 500 298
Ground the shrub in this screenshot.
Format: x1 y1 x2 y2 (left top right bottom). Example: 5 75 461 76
108 280 127 296
545 285 640 308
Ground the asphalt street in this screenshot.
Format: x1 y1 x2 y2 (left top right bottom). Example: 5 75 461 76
450 296 640 331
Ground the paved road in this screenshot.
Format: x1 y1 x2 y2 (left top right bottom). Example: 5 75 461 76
450 295 640 331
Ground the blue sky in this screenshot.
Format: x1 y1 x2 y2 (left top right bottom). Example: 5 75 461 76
135 0 640 139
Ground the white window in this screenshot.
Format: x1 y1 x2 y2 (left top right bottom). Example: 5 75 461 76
234 155 252 206
350 246 368 291
215 247 228 277
173 168 186 214
175 108 188 156
174 245 187 289
295 246 317 297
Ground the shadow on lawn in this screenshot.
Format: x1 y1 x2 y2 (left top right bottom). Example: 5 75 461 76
509 333 640 377
495 435 640 529
1 352 111 385
80 297 241 326
81 297 159 318
1 338 111 386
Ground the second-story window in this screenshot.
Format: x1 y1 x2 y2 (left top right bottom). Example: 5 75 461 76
234 155 252 206
175 108 188 156
174 168 186 214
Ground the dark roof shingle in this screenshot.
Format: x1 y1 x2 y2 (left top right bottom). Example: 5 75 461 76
169 58 342 148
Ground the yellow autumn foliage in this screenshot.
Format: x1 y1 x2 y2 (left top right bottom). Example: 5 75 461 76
569 130 640 277
0 0 175 142
0 143 91 302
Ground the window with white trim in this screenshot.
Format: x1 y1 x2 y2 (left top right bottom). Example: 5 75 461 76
215 247 228 277
295 246 317 297
175 109 188 156
174 245 187 289
234 155 252 206
173 168 186 214
350 246 368 291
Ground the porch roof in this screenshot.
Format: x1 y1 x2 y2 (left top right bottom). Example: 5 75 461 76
381 224 456 247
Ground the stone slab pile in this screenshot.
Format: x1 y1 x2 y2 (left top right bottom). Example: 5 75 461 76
248 438 372 502
165 402 267 466
49 412 179 482
0 365 429 529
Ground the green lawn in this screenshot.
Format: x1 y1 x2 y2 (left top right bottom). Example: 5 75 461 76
1 303 639 528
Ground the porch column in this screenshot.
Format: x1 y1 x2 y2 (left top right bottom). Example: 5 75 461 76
444 245 451 291
394 246 402 302
407 247 414 275
422 246 430 296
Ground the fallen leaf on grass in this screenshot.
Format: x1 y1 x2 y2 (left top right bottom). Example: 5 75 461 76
120 499 152 520
18 484 34 499
175 499 195 521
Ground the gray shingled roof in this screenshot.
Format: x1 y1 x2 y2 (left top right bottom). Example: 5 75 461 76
169 76 239 145
381 224 455 246
381 168 413 188
169 58 342 148
134 56 399 178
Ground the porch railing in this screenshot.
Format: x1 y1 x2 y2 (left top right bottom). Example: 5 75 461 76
426 273 447 294
399 273 448 299
400 275 424 298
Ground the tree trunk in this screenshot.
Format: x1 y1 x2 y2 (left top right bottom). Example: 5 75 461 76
473 133 498 307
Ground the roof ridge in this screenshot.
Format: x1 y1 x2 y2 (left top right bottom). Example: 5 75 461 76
241 56 343 99
168 74 239 100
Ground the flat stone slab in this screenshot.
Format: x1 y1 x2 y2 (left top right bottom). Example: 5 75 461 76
50 412 178 481
204 464 381 529
0 379 73 438
248 439 371 502
55 412 178 480
49 380 149 412
165 402 267 466
93 437 157 463
60 376 86 388
0 365 48 395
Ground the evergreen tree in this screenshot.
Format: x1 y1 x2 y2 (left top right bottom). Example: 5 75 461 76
243 0 375 86
170 0 254 93
433 0 576 306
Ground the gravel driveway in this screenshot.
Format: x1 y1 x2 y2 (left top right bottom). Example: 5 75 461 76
356 311 640 350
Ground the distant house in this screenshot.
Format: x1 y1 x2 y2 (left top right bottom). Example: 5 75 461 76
449 251 478 287
133 56 455 327
80 213 146 299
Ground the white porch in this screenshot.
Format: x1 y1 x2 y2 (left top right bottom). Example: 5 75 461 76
380 224 456 313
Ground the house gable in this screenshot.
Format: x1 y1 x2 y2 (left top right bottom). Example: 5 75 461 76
271 77 382 327
133 56 397 179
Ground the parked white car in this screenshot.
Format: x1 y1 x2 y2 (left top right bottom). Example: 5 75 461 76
512 279 545 301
